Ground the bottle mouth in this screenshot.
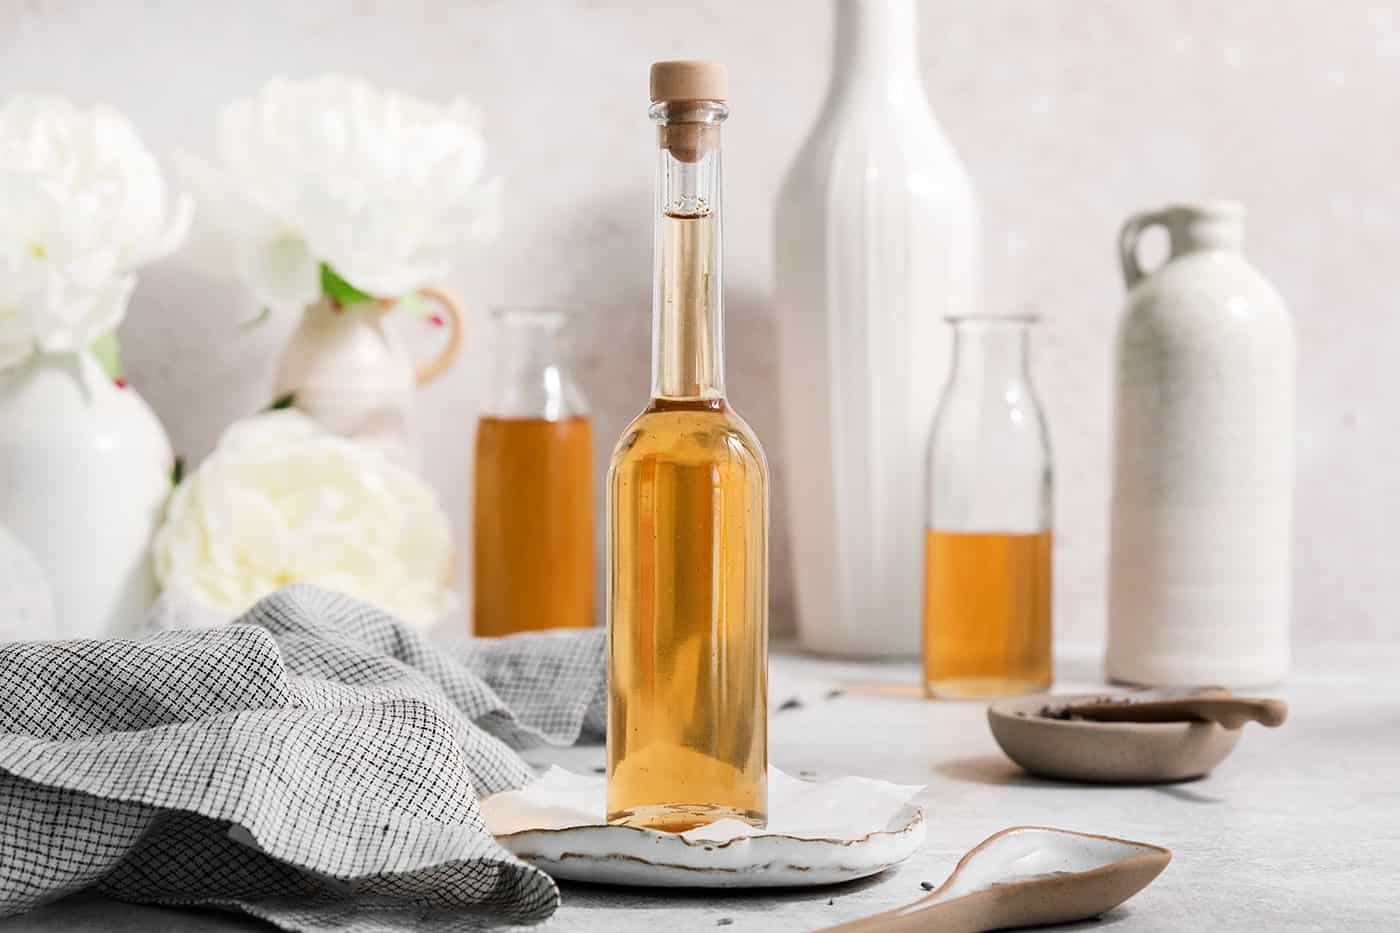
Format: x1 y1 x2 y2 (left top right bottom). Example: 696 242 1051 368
944 313 1039 326
648 100 728 124
1162 200 1243 222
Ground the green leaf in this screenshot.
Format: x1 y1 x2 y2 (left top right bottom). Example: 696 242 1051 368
265 392 297 412
171 456 185 487
320 263 375 307
91 333 124 381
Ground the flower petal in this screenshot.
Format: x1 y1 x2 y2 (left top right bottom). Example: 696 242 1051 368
236 233 320 311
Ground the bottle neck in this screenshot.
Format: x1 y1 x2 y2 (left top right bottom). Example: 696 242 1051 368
1165 202 1244 256
946 317 1034 397
651 101 726 401
832 0 921 87
490 308 582 420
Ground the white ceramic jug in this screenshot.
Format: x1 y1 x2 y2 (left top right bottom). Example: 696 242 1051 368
1107 201 1294 687
0 353 173 638
774 0 978 656
272 288 463 458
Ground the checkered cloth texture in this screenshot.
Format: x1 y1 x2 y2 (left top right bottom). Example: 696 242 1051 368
0 585 607 931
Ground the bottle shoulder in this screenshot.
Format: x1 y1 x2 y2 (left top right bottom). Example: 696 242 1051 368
779 94 973 188
610 402 768 473
1125 252 1290 322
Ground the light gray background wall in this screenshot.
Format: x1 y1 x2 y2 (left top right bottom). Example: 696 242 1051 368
3 0 1394 650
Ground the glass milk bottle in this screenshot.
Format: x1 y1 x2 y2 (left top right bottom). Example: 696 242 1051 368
607 61 769 831
923 315 1053 698
472 308 594 636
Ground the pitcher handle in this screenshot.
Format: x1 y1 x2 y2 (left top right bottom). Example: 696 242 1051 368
408 287 465 386
1118 209 1171 289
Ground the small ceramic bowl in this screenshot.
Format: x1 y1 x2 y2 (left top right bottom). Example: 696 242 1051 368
988 690 1242 784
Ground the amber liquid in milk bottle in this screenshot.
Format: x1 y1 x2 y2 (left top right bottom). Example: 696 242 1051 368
607 62 769 831
922 529 1053 696
473 416 593 636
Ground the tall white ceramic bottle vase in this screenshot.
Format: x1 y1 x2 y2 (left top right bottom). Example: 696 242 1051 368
774 0 978 656
0 353 174 639
1107 202 1294 687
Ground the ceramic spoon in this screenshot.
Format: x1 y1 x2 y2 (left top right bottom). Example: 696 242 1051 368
1062 696 1288 729
821 826 1170 933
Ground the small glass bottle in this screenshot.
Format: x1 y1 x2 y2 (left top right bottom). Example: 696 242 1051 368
607 61 769 831
473 308 594 636
923 315 1053 699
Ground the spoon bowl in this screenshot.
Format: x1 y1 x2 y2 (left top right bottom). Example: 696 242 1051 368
824 826 1170 932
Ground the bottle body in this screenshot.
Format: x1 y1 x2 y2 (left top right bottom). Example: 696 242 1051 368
775 0 978 657
923 317 1052 699
607 399 768 830
1107 203 1294 687
473 309 594 636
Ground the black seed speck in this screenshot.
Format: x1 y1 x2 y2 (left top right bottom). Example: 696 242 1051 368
827 899 835 906
777 697 803 711
592 767 606 774
825 689 845 700
716 921 733 927
920 881 935 891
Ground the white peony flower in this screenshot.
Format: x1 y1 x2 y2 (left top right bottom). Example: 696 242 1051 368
154 410 457 627
0 95 191 369
183 75 499 310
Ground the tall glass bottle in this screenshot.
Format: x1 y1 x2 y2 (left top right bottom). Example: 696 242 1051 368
473 308 594 636
607 61 769 831
923 315 1052 699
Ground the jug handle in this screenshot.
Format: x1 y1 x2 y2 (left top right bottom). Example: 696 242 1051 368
403 287 465 386
1119 209 1171 289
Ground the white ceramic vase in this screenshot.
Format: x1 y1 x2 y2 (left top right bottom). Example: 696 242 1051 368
0 352 173 639
1107 201 1294 687
774 0 978 656
272 290 463 459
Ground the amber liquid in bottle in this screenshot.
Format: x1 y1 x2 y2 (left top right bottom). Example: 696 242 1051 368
922 529 1053 698
607 81 769 832
608 394 767 830
473 416 594 636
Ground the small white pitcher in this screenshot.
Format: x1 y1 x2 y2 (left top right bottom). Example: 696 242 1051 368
271 287 464 459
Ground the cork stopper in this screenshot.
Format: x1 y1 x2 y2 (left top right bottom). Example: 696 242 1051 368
651 61 727 163
650 61 728 103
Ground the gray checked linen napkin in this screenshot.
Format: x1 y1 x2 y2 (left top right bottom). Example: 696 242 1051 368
0 584 607 931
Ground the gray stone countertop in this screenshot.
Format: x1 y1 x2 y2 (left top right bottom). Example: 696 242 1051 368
3 645 1398 932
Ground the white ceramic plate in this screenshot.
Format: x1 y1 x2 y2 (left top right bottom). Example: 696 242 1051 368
482 767 926 888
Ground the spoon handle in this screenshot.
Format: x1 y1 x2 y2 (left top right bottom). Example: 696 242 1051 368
1067 696 1288 729
818 894 981 933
